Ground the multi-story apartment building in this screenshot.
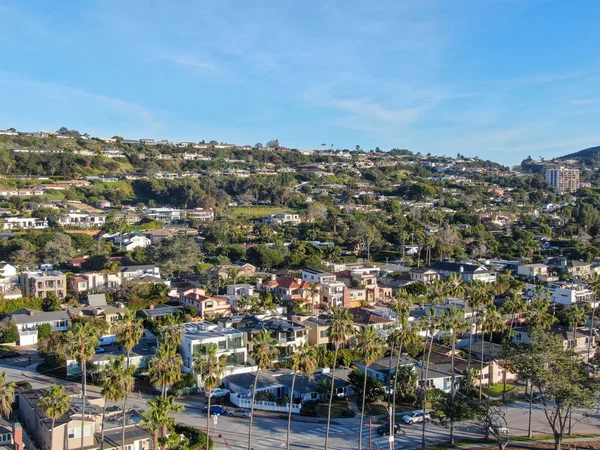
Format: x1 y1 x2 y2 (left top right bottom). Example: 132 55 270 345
19 388 151 450
526 282 595 305
546 167 580 193
180 321 246 371
20 271 66 299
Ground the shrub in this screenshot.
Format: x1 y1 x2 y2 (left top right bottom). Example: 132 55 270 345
37 323 53 340
173 424 213 450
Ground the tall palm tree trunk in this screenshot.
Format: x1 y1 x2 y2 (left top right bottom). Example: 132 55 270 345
487 330 494 401
121 396 128 450
450 329 456 445
324 344 339 450
421 333 434 450
479 329 485 401
122 350 132 450
358 364 369 450
248 369 260 450
466 314 475 393
206 392 212 450
589 303 597 361
100 404 107 450
50 419 55 450
81 359 86 450
391 342 404 447
286 372 297 450
502 315 516 402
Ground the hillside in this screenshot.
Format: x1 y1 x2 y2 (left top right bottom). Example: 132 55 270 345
559 145 600 163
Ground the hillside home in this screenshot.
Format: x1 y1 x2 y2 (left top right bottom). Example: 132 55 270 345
429 262 497 283
20 271 66 299
6 309 70 345
176 287 232 317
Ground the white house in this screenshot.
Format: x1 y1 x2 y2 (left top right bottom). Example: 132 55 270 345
6 309 70 345
113 234 151 251
263 213 301 225
179 321 247 376
301 269 336 284
2 217 48 230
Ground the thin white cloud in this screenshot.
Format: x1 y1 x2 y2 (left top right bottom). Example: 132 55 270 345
162 54 219 71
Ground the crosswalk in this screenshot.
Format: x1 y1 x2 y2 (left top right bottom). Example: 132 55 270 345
219 425 406 450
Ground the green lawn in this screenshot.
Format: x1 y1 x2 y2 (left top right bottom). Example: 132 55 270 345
487 382 523 398
318 400 353 418
230 206 300 220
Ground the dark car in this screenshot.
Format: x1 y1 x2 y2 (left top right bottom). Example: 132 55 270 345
376 423 401 436
202 405 228 416
0 351 20 359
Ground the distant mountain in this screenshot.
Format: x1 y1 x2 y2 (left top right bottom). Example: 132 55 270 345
560 145 600 162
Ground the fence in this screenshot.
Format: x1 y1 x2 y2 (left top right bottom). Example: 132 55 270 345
230 393 301 413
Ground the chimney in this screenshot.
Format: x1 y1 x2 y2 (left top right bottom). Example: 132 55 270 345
12 422 22 450
28 310 34 317
255 278 262 289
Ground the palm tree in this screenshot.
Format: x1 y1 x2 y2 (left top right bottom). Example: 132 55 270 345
65 321 99 450
355 325 384 450
115 311 144 369
194 344 227 449
482 306 506 401
465 281 485 392
446 273 464 304
39 385 71 450
100 356 135 450
286 343 317 450
420 310 438 450
0 372 15 419
248 329 279 450
141 395 184 450
325 308 355 450
149 345 183 398
158 315 184 349
566 305 586 348
308 282 319 311
500 293 525 400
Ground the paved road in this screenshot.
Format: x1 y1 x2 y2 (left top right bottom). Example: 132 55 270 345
3 364 599 449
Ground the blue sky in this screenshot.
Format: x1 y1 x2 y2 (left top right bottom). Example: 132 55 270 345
1 0 600 164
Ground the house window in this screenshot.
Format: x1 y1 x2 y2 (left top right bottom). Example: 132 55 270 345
205 301 214 309
320 330 328 339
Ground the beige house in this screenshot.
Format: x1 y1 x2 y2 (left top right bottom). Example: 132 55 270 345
512 325 595 361
301 316 330 348
67 304 128 329
19 388 151 450
410 268 440 285
20 271 66 299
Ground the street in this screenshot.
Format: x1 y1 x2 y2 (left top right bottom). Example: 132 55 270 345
3 363 600 450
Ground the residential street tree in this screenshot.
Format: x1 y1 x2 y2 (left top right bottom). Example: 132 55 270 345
509 328 600 450
355 325 384 450
194 343 227 449
286 342 317 450
325 307 355 450
39 385 71 450
248 329 279 450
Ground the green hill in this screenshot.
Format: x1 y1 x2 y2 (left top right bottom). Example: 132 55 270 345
560 145 600 163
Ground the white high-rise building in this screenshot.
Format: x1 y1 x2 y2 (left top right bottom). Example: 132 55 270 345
546 167 580 193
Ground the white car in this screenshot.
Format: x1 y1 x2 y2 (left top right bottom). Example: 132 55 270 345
206 388 230 398
402 411 431 425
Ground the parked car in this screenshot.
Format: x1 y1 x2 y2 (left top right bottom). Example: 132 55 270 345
0 351 20 359
205 388 230 398
95 347 105 353
202 405 228 416
228 408 252 418
402 411 430 425
376 423 401 436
